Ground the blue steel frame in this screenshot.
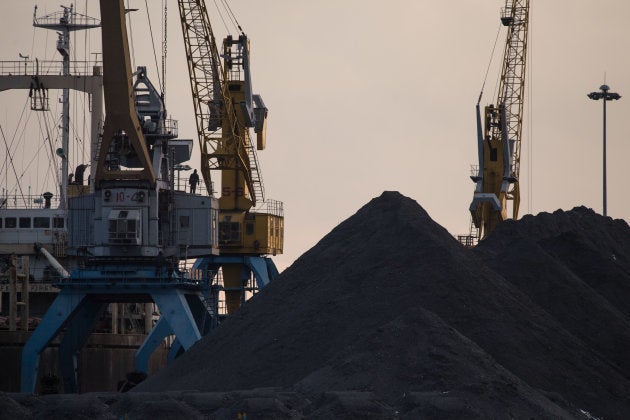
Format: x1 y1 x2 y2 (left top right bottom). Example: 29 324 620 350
133 255 279 373
21 256 280 393
21 266 207 394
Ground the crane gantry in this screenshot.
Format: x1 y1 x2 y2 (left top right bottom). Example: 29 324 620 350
468 0 530 242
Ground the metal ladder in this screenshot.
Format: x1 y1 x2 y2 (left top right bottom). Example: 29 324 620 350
247 140 265 203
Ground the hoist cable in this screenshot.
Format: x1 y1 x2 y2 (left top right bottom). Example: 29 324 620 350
221 0 242 33
144 0 163 93
479 21 503 104
161 0 168 99
126 0 136 69
212 0 232 34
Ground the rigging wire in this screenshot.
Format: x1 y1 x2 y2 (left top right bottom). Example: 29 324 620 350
478 21 503 104
0 124 27 206
17 128 54 184
220 0 243 33
30 10 36 66
0 97 30 177
36 108 61 195
212 0 232 34
31 84 61 196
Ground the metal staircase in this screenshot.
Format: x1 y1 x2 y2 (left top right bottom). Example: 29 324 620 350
247 140 265 203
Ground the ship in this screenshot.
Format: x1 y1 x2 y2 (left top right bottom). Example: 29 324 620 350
0 5 177 393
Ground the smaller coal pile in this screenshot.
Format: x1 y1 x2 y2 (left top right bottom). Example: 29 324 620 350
135 192 630 418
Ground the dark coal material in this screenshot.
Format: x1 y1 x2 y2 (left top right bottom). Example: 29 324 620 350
0 390 308 419
134 192 630 418
4 192 630 418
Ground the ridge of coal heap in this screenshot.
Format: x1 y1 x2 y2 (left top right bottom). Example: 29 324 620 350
135 192 630 418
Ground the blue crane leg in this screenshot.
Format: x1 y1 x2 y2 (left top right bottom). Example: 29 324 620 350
150 290 201 351
21 291 88 394
59 300 105 393
245 256 271 288
265 257 280 281
245 256 280 288
167 339 183 364
135 316 171 373
196 255 280 289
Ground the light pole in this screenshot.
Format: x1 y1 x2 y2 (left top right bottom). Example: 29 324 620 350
587 84 621 217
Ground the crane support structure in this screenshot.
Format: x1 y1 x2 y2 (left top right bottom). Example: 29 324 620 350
21 0 220 394
469 0 529 241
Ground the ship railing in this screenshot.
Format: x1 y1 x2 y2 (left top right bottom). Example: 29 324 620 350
0 60 102 77
60 268 216 288
163 119 178 137
253 199 284 217
174 176 212 196
0 193 62 210
33 10 100 29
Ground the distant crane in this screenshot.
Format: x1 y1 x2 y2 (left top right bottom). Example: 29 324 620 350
468 0 530 242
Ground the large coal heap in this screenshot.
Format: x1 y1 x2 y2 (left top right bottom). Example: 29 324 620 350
135 192 630 418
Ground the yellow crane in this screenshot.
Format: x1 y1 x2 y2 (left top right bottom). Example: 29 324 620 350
177 0 283 314
469 0 530 242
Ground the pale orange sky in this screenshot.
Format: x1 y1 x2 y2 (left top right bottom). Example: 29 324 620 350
1 1 630 271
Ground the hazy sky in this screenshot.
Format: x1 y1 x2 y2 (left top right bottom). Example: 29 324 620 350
1 1 630 271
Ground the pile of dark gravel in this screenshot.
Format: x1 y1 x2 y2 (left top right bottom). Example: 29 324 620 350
3 192 629 418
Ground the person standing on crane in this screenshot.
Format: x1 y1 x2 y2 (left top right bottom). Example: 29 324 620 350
189 169 199 194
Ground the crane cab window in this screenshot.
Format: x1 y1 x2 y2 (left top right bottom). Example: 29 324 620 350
219 222 241 244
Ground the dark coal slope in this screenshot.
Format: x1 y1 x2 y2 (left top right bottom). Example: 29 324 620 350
474 207 630 387
294 305 574 419
138 193 630 418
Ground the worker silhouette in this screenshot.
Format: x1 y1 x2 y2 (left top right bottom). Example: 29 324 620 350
75 164 88 185
189 169 199 194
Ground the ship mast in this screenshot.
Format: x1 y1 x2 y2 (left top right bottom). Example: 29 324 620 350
33 5 99 208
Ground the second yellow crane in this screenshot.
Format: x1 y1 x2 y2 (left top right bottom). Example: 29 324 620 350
177 0 284 314
469 0 530 242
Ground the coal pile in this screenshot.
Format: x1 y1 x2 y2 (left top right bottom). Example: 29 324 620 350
3 192 630 418
133 191 630 418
